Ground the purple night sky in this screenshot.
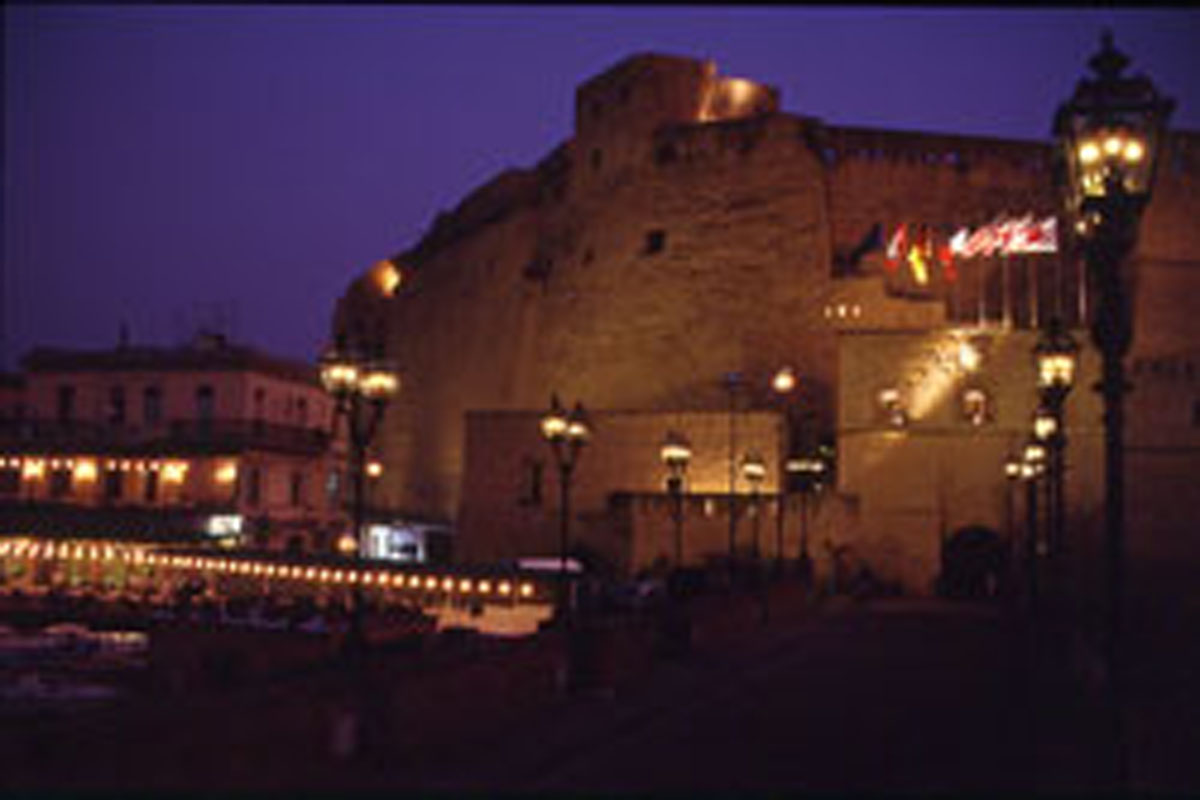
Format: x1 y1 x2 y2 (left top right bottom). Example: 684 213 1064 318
4 7 1199 368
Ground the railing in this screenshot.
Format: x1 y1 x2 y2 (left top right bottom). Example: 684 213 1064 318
0 419 330 456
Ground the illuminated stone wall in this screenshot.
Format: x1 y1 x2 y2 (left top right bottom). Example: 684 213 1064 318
334 53 1200 585
836 326 1107 590
336 55 836 526
457 409 784 571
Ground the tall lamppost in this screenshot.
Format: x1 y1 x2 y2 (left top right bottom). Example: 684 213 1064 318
1022 439 1048 606
660 430 693 569
1004 454 1025 598
740 452 766 562
540 394 591 622
722 372 743 566
320 345 400 558
770 366 798 575
1055 31 1172 785
789 455 826 583
1034 318 1079 565
1032 405 1059 557
320 341 399 647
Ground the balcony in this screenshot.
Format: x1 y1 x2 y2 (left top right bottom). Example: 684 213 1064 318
0 419 331 457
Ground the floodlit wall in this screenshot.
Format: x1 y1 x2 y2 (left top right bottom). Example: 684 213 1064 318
334 53 1200 586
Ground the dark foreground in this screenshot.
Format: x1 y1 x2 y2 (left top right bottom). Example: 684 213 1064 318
2 587 1195 793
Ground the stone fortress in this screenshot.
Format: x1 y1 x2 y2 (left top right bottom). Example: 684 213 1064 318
335 53 1200 591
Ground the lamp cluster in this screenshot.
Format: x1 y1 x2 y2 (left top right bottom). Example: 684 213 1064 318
540 394 591 618
659 430 693 475
739 452 767 486
1075 132 1147 200
320 357 400 402
540 395 591 447
1054 31 1174 238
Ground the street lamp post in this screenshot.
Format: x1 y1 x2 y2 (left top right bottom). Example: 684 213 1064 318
320 340 400 647
1055 31 1172 786
1022 440 1047 606
1034 318 1079 565
770 366 798 575
1005 454 1024 599
740 452 766 562
660 431 693 569
541 394 591 623
722 372 743 567
789 455 826 585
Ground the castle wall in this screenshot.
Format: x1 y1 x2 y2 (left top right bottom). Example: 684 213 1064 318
457 409 782 571
837 327 1107 591
333 54 1200 588
338 57 834 524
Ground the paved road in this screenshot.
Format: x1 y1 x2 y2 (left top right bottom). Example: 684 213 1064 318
406 600 1112 793
1 595 1124 793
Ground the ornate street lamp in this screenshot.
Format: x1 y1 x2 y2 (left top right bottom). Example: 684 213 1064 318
1033 316 1077 565
787 455 826 580
660 430 693 569
320 345 400 559
1054 30 1173 708
320 339 399 650
1004 454 1025 583
541 394 590 621
740 452 767 561
1020 440 1047 605
722 372 743 566
770 366 798 574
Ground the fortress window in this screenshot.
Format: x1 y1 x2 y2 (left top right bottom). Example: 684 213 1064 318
519 457 543 506
644 229 667 255
591 148 603 171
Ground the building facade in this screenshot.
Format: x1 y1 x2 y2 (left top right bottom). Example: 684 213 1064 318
0 333 347 552
334 53 1200 590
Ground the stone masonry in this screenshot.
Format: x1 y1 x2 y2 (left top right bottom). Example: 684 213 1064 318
334 53 1200 588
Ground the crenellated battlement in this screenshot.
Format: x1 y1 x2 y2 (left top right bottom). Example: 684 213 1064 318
820 125 1054 180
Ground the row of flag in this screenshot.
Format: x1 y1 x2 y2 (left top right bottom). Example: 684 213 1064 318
849 215 1058 286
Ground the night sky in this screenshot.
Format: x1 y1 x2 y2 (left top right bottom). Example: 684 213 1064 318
4 6 1199 369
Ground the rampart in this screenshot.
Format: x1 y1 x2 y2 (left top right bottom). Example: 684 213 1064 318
333 53 1200 538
